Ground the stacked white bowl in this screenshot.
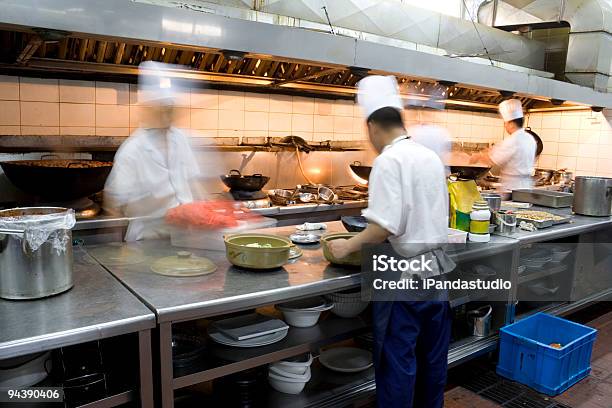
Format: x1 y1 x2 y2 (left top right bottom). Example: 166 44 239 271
268 353 313 394
324 290 368 318
275 297 334 327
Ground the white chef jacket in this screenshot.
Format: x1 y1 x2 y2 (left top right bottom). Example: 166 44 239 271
489 128 536 191
362 135 449 260
408 124 452 175
104 127 201 241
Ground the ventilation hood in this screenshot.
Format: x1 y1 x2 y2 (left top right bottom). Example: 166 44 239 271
479 0 612 93
0 0 610 109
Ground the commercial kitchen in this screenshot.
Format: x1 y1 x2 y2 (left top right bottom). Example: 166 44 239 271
1 1 612 407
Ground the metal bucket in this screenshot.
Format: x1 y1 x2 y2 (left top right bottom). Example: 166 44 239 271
0 207 75 300
468 305 492 337
496 210 517 234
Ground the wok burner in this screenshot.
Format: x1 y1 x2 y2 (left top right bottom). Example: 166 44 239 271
230 190 268 201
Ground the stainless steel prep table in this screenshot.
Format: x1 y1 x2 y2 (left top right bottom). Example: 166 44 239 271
495 206 612 244
0 248 156 407
495 206 612 319
87 221 517 408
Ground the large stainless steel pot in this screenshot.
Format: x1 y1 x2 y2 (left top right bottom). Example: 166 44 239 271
0 207 75 300
573 177 612 217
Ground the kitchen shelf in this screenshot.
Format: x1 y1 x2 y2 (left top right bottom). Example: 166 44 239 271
173 315 369 390
267 364 376 408
76 390 135 408
518 263 568 284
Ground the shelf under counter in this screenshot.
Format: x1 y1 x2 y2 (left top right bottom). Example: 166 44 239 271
173 315 369 390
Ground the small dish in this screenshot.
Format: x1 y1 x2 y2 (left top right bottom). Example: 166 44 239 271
289 232 320 245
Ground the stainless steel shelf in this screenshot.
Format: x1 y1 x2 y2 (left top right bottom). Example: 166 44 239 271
267 365 376 408
173 315 369 390
76 390 135 408
518 263 568 284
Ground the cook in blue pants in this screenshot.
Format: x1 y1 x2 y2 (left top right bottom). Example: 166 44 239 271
326 76 453 408
373 300 452 408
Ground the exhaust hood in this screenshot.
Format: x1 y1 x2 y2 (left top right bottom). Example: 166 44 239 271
0 0 610 109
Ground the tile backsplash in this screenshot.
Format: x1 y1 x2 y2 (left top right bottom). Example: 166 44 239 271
526 110 612 178
0 75 611 178
0 75 505 143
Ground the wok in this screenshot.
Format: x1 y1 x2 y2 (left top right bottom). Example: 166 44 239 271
0 159 113 201
450 165 491 180
349 161 372 182
220 169 269 192
341 216 368 233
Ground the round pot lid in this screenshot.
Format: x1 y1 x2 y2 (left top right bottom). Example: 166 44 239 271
151 251 216 277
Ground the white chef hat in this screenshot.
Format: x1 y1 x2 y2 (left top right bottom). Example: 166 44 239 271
498 99 523 122
357 75 404 119
138 61 184 106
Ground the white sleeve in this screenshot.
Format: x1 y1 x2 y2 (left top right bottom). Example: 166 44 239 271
362 157 403 235
489 137 516 167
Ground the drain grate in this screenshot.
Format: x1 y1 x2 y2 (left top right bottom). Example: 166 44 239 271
461 369 573 408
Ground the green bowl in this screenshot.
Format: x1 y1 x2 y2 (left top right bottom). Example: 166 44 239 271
224 233 291 269
321 232 361 266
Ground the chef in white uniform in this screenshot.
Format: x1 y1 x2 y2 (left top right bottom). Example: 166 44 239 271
104 61 202 241
409 123 452 175
470 99 536 190
328 76 453 408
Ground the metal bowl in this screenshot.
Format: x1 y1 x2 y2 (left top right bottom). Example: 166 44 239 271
341 216 368 233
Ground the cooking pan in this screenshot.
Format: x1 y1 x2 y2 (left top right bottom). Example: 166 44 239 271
0 159 113 202
449 166 491 180
525 127 543 157
220 169 270 192
349 161 372 182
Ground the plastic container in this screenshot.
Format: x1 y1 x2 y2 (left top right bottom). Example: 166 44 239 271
469 201 491 242
497 313 597 396
170 218 277 251
447 228 468 244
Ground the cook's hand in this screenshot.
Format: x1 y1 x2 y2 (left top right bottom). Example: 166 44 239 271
328 238 352 259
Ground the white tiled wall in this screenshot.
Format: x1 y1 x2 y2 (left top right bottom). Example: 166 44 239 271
526 110 612 178
0 75 506 143
2 75 611 178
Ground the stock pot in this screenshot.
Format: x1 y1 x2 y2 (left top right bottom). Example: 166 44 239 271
0 207 75 300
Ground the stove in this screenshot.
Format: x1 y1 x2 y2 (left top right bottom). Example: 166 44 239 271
230 190 268 201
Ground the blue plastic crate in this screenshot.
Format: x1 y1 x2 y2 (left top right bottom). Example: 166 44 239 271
497 312 597 396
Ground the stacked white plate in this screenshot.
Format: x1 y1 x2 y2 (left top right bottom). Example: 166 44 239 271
207 313 289 348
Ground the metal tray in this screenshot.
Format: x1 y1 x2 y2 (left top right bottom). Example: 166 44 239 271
517 217 554 229
511 189 574 208
552 215 572 225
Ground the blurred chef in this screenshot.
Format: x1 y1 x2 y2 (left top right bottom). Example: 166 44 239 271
104 61 202 241
470 99 536 190
328 76 454 408
409 123 452 175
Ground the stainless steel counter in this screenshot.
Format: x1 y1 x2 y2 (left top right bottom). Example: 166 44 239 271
494 206 612 244
0 248 156 360
86 222 516 323
73 201 368 231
